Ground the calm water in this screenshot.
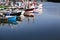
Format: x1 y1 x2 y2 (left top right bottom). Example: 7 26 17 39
0 2 60 40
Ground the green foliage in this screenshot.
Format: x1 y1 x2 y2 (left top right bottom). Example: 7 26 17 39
0 5 10 8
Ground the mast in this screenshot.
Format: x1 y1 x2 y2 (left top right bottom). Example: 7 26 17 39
5 0 9 6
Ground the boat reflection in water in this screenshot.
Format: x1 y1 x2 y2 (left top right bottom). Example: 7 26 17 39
0 19 17 29
0 15 25 29
26 17 35 24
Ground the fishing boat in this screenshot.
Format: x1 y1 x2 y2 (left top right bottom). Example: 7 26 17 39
24 3 35 12
10 12 21 16
3 9 25 16
0 15 16 23
25 8 34 12
24 12 34 17
6 16 16 21
0 12 16 21
3 12 21 16
24 0 36 12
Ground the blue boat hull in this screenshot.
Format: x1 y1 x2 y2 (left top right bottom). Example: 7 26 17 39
7 16 16 21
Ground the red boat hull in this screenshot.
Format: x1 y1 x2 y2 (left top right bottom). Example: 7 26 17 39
25 8 34 12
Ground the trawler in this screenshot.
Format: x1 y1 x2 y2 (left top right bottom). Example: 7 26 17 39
24 0 37 12
2 8 25 16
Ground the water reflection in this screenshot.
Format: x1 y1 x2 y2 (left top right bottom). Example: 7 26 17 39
26 17 35 23
0 21 17 28
0 15 25 29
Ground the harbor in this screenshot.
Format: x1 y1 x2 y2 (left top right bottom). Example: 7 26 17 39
0 0 43 24
0 0 60 40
